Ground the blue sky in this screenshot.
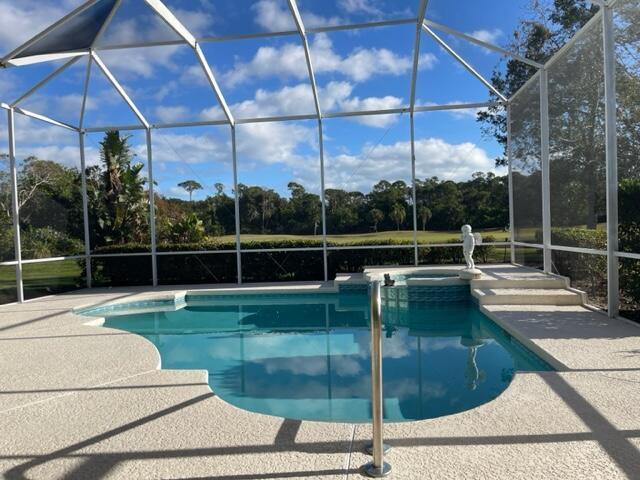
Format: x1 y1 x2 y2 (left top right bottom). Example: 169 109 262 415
0 0 537 200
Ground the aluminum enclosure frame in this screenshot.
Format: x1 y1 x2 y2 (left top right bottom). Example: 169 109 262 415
1 0 629 321
507 1 624 318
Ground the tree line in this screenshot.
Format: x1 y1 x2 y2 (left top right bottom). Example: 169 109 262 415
159 171 508 240
0 130 509 257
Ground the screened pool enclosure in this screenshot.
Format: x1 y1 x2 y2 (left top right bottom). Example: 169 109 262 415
0 0 638 320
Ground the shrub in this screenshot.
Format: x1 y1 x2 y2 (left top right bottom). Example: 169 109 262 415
543 228 607 308
92 239 506 285
535 227 607 249
21 227 84 259
167 213 205 243
620 258 640 321
0 224 13 261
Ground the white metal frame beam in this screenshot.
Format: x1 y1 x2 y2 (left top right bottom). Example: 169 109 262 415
12 107 78 131
145 129 158 286
142 0 234 125
10 56 83 107
539 68 552 273
409 0 430 266
507 105 516 264
143 0 196 47
7 108 24 302
288 0 321 119
287 0 328 280
76 18 421 53
91 51 148 128
195 45 235 126
78 133 92 288
602 3 619 318
82 102 503 132
91 0 122 48
423 24 508 102
79 56 93 130
231 127 242 284
423 19 544 69
5 52 89 68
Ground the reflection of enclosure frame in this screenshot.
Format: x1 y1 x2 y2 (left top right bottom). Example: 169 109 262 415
509 0 627 318
0 0 622 318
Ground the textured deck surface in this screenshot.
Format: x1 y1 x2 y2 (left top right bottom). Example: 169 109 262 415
1 265 639 479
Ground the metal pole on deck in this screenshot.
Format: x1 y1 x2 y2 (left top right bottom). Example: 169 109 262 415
363 281 391 477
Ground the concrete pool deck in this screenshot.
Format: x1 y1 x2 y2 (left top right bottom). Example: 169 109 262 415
0 265 639 479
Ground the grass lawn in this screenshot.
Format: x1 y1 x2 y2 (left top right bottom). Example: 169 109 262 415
218 228 511 245
0 260 84 302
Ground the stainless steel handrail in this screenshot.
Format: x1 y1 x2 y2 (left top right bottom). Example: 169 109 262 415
362 281 392 477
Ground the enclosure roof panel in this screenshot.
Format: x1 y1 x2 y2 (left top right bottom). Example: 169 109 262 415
9 0 118 65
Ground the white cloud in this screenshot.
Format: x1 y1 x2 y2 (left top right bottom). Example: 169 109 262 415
8 115 81 168
252 0 296 32
222 33 430 87
15 145 82 168
151 131 230 165
311 34 419 82
200 81 404 128
237 121 317 168
154 105 190 124
98 46 182 80
466 29 503 55
467 29 503 45
418 53 438 70
251 0 412 32
336 94 404 128
0 72 20 100
170 7 216 38
252 0 343 31
222 42 307 87
338 0 383 16
322 137 496 192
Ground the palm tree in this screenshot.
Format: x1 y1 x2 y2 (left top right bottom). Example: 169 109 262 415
368 208 384 232
96 131 148 244
418 204 432 231
390 204 406 231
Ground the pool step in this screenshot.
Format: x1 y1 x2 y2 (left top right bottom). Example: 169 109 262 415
471 277 567 289
471 287 584 306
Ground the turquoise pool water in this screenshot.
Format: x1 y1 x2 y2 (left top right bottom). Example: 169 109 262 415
85 289 552 422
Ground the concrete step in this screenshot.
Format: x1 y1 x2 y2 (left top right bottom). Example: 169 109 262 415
472 287 583 306
471 277 567 289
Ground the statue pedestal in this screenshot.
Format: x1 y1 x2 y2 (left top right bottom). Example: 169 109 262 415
459 268 482 280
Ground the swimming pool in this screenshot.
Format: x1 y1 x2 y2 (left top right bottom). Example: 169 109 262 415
82 288 552 422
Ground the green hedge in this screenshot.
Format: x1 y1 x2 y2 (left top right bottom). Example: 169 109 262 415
535 227 607 249
91 237 506 286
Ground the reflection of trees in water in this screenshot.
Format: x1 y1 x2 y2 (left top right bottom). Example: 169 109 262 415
206 305 508 421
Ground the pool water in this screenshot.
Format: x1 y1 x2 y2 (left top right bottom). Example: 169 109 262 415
90 290 552 422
